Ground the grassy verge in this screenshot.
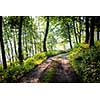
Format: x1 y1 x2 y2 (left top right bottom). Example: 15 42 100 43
0 50 65 82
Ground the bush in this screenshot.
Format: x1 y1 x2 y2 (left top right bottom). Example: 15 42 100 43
46 50 66 57
0 50 64 82
68 42 100 82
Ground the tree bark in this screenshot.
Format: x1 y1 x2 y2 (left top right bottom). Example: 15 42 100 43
73 20 78 44
0 16 7 69
97 25 99 40
6 32 14 62
79 16 82 43
67 24 72 49
85 17 90 43
13 30 17 57
18 16 23 64
90 17 95 47
97 17 99 40
43 16 49 52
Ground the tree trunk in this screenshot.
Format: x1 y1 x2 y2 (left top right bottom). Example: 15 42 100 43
0 16 7 69
6 43 11 63
90 17 95 47
13 30 17 57
79 17 82 43
34 39 37 54
18 16 23 64
73 20 78 44
85 17 90 43
43 16 49 52
67 24 72 49
97 18 99 40
24 30 28 58
5 32 11 63
6 28 14 62
97 26 99 40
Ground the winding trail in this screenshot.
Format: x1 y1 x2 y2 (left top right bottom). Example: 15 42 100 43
19 53 80 83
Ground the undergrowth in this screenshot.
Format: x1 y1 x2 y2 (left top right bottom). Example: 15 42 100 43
0 50 65 82
68 41 100 82
41 67 56 83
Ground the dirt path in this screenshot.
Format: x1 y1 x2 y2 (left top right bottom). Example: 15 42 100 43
19 53 80 83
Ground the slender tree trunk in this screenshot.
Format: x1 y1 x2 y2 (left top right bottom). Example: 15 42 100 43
0 16 7 69
67 24 72 49
29 32 34 56
31 37 34 55
85 17 90 43
29 32 34 57
24 31 28 58
18 16 23 64
22 20 26 59
43 16 49 52
25 41 28 58
79 17 82 43
34 39 37 54
73 20 78 44
13 29 17 57
71 23 76 44
9 38 14 62
97 18 99 40
6 43 11 62
13 34 17 61
5 30 12 64
39 34 42 52
6 30 14 62
4 32 11 63
97 28 99 40
76 21 80 43
90 17 95 47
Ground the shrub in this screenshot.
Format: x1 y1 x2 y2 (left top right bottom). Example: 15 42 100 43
0 50 64 82
68 42 100 82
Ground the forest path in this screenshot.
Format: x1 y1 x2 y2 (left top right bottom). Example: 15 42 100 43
19 53 80 83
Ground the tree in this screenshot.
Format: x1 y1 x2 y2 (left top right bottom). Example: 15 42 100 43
18 16 23 64
90 17 95 47
96 17 100 40
72 19 78 44
43 16 49 52
0 16 7 69
67 23 72 49
85 16 90 43
97 22 99 40
78 16 82 43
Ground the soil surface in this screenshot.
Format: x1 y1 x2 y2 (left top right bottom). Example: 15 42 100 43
19 53 80 83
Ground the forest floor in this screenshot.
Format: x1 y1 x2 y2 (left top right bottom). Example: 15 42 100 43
19 53 80 83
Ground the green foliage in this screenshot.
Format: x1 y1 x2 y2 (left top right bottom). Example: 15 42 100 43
24 52 47 66
41 67 56 83
24 50 66 66
68 42 100 82
0 64 35 82
45 50 66 57
0 52 46 82
0 50 64 82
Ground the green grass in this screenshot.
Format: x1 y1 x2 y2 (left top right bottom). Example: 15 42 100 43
0 50 65 82
41 67 56 83
68 41 100 82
